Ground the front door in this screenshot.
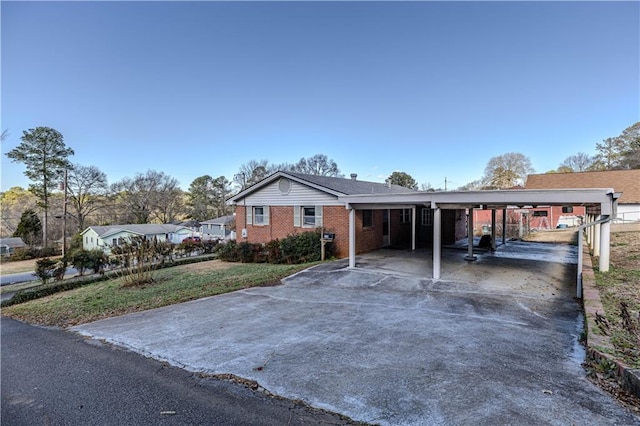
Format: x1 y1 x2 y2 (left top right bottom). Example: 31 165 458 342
383 209 390 247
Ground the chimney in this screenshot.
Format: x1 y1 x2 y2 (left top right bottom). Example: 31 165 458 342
350 173 357 181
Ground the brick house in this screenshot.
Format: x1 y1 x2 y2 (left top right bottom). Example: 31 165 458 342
525 169 640 224
227 171 466 258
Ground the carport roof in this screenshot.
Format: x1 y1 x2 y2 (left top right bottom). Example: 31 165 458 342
339 188 619 214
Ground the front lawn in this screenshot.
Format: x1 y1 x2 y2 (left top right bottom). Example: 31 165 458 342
1 260 314 327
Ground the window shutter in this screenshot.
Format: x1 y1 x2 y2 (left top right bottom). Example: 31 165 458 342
247 206 253 225
264 206 270 225
315 206 323 227
293 205 301 227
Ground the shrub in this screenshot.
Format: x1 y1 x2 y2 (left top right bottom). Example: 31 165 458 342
34 258 58 285
216 240 240 262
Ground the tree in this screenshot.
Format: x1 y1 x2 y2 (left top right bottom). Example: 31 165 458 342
387 171 418 190
593 137 626 170
234 160 277 190
13 209 42 246
187 175 216 221
112 170 183 224
66 164 110 232
291 154 342 177
558 152 594 172
0 187 37 238
618 121 640 169
483 152 534 189
6 127 74 247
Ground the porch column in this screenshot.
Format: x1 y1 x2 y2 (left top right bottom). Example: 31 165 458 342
599 217 611 272
411 206 416 251
491 209 497 251
348 207 356 268
465 208 477 261
433 207 441 280
591 216 602 256
502 208 507 244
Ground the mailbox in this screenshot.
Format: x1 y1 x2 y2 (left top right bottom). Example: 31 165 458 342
322 232 335 241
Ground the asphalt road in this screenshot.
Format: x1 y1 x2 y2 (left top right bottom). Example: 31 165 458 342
0 318 356 426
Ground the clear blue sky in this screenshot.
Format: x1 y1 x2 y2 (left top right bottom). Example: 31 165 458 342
2 1 639 192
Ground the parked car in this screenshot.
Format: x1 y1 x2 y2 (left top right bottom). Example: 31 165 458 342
182 236 202 243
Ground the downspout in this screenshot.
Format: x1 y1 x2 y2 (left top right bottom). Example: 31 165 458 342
577 215 610 298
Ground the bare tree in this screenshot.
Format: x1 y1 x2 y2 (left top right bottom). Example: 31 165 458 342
483 152 534 189
112 170 183 224
234 159 277 190
559 152 594 172
66 164 110 232
0 187 38 237
291 154 342 177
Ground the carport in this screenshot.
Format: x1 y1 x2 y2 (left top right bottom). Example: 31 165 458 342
339 188 619 281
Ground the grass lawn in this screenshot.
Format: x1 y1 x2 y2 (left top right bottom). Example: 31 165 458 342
594 226 640 369
1 259 316 328
0 257 50 275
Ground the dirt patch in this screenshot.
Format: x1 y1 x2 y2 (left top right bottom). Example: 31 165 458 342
176 259 235 273
522 228 578 244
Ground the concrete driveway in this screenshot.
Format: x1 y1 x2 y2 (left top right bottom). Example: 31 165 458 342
72 242 639 425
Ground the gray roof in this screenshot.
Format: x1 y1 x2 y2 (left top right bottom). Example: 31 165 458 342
201 215 235 225
0 237 27 248
229 171 415 202
83 224 191 238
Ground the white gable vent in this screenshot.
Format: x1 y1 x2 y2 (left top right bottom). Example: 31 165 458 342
278 177 292 195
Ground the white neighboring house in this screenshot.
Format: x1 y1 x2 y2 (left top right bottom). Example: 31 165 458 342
81 224 193 254
200 215 235 241
0 237 27 257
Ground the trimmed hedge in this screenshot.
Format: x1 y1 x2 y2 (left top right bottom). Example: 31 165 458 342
216 230 333 264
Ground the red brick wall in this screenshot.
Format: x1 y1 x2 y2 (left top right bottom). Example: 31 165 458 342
235 205 387 258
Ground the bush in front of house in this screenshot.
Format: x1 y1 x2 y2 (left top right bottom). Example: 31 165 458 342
216 230 332 264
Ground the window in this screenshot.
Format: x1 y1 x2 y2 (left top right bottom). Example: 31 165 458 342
363 210 374 228
421 209 433 226
112 238 117 246
294 206 322 227
303 207 316 226
562 206 573 213
401 209 411 224
532 210 548 217
247 206 269 225
254 207 265 224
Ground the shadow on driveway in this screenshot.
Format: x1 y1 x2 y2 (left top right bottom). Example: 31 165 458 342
72 242 639 425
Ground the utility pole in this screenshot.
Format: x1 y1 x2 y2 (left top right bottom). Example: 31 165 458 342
444 177 447 191
62 169 68 258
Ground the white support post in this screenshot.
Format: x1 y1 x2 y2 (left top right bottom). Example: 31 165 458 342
593 217 601 257
465 208 477 261
502 208 507 244
433 207 441 280
348 207 356 268
599 218 610 272
411 206 416 251
491 209 497 251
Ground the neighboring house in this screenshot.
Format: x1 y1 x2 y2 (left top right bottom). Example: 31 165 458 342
81 224 193 253
200 215 235 241
227 171 467 258
525 169 640 224
0 237 27 257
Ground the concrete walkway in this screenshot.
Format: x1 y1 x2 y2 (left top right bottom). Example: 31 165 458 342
72 243 639 425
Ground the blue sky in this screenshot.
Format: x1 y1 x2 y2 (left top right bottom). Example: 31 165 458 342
2 1 639 192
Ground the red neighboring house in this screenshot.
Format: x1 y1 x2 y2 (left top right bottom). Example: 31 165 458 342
227 171 467 258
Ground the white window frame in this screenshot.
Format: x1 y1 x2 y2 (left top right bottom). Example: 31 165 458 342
246 206 269 226
421 209 433 226
294 205 323 228
401 209 411 224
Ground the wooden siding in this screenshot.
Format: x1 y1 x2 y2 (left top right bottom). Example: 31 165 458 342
243 178 342 206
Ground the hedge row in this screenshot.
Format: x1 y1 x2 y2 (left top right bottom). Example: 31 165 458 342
216 230 333 264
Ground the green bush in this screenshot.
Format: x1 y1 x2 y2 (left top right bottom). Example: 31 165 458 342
35 258 58 285
218 230 331 264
